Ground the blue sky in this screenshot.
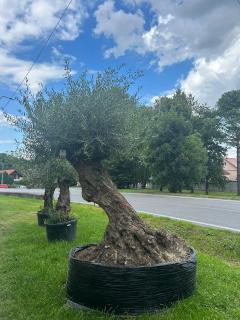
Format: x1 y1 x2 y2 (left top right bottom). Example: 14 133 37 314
1 0 240 155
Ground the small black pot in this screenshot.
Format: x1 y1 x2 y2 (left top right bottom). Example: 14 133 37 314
37 211 49 226
46 219 77 242
66 244 197 315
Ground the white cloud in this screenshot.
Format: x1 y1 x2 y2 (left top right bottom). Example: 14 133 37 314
95 0 240 104
227 147 237 158
0 0 89 90
0 139 15 144
141 0 240 69
0 0 88 48
0 49 64 92
94 0 145 58
144 89 175 105
180 39 240 105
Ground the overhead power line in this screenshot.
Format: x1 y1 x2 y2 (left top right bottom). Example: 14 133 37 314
2 0 73 110
0 96 15 101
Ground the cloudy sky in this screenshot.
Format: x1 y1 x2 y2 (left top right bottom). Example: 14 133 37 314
1 0 240 154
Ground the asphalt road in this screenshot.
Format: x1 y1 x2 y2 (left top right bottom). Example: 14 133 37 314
1 187 240 232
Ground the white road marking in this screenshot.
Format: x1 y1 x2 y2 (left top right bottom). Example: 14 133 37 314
72 200 240 233
140 210 240 233
122 192 240 203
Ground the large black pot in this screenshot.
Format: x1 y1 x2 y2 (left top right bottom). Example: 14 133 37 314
37 211 49 226
66 244 197 315
46 219 77 242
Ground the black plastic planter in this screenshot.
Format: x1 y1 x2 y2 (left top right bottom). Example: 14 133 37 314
66 244 197 315
37 211 49 226
46 219 77 242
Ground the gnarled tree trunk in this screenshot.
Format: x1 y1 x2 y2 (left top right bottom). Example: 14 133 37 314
56 179 71 220
75 161 189 266
43 186 55 213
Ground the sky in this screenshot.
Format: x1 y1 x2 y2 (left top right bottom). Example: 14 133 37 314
0 0 240 155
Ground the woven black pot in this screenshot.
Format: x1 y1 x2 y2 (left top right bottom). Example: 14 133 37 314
37 211 49 226
66 244 197 315
46 219 77 242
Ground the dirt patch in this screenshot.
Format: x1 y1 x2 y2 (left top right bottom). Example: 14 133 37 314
75 228 191 266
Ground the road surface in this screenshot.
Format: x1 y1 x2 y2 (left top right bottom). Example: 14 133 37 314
1 187 240 232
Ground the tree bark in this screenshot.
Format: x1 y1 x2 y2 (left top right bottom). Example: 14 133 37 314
74 161 189 266
43 186 55 212
205 177 209 195
56 179 71 220
237 143 240 196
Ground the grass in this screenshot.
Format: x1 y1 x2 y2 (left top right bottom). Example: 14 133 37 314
119 188 240 200
0 195 239 320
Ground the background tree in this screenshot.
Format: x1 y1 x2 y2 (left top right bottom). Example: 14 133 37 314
193 105 227 194
0 152 27 184
0 153 22 169
217 90 240 195
105 104 151 189
1 172 14 185
106 155 149 189
147 91 207 192
16 67 190 266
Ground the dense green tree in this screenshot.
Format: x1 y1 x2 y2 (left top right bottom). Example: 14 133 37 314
0 153 26 174
14 67 189 266
0 172 14 185
106 156 149 189
217 90 240 195
147 91 207 192
193 105 226 194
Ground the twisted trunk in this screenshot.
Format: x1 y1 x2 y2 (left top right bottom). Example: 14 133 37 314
43 186 55 213
56 179 71 220
75 161 189 266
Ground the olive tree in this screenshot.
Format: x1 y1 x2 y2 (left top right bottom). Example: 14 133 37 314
18 68 189 265
19 159 57 212
55 159 78 219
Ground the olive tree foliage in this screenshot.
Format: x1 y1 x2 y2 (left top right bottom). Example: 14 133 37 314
105 105 151 189
23 158 58 213
9 82 78 219
16 67 140 165
14 67 190 266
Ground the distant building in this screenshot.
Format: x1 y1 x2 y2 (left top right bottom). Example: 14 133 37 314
0 169 23 182
223 158 237 181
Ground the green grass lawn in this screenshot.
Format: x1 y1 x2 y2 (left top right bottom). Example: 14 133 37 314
0 195 240 320
119 188 240 200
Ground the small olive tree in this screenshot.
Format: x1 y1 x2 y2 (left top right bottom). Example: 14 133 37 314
18 67 189 265
21 159 58 213
55 159 78 220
